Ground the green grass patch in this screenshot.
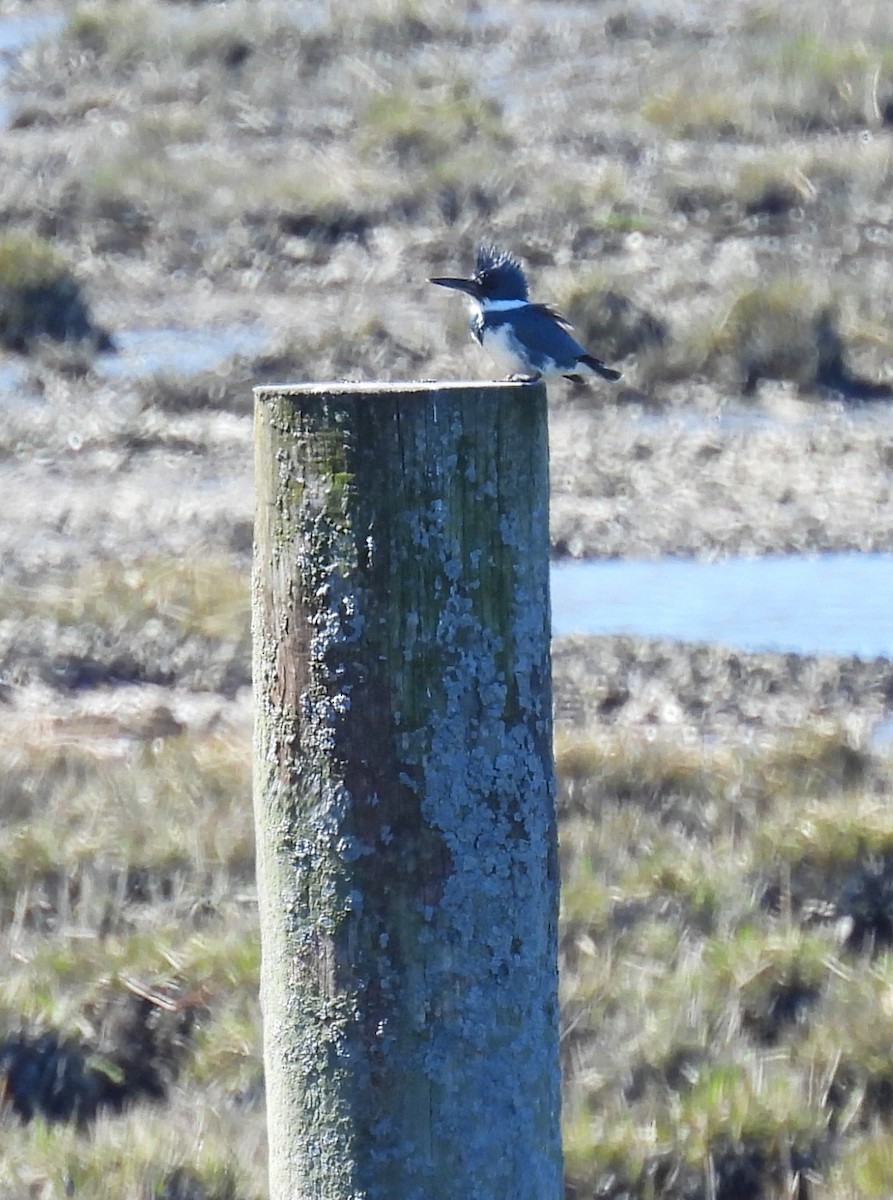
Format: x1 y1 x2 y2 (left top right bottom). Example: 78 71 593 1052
641 84 753 139
0 729 253 923
0 626 890 1192
0 554 250 691
0 230 110 352
64 2 154 69
734 157 817 216
41 557 249 642
557 724 893 1194
0 231 69 290
830 1128 893 1197
768 34 893 129
360 78 508 165
760 799 893 875
698 275 847 394
0 1108 260 1200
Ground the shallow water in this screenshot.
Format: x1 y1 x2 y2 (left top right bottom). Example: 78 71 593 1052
551 552 893 659
0 323 270 411
0 12 267 388
0 11 64 124
95 324 269 380
0 11 61 59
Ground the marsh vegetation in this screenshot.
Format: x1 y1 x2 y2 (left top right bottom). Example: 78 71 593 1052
2 0 893 1196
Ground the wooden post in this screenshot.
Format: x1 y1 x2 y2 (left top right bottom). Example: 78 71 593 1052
252 381 560 1200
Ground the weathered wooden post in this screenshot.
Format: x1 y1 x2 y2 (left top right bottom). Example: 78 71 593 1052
252 381 560 1200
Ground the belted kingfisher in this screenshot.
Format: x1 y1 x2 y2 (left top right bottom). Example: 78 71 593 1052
429 244 622 384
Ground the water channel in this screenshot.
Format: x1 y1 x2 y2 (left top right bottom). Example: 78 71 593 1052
551 552 893 658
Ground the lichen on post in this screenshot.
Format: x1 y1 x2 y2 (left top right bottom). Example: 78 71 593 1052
252 380 561 1200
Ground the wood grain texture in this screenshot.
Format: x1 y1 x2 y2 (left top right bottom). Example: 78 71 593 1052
253 382 560 1200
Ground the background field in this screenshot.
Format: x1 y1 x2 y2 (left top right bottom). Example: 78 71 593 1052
2 0 893 1197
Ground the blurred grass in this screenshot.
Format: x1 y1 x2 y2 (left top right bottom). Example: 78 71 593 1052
556 725 893 1197
2 694 892 1195
8 0 893 392
38 557 249 641
0 719 261 1198
0 1108 261 1200
0 556 251 692
0 733 254 903
360 78 508 165
5 0 893 1195
0 230 110 352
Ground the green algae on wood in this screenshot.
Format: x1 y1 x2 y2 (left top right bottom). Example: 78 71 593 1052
252 381 561 1200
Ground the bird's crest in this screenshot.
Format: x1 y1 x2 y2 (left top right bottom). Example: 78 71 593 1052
473 244 529 301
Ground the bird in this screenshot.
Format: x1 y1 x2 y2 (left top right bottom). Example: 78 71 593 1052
429 244 622 384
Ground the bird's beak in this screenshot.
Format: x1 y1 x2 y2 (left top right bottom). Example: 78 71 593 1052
429 276 479 296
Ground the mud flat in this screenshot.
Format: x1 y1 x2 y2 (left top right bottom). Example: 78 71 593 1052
553 633 893 747
550 400 893 560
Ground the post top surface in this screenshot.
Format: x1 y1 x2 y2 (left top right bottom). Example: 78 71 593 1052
254 379 542 398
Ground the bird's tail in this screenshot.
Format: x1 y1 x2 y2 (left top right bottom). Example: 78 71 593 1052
578 353 623 381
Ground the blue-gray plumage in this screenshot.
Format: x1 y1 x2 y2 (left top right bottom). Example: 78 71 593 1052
429 245 622 384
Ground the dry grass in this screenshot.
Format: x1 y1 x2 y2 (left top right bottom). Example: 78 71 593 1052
5 0 893 394
0 1102 264 1200
0 716 261 1199
7 702 893 1197
558 726 893 1198
0 556 251 692
3 0 893 1195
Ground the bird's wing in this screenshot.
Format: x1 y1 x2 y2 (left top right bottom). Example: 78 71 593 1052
531 303 574 332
